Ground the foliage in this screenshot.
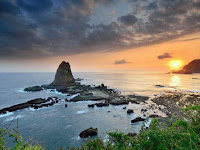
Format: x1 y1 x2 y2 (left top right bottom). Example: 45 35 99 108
0 127 44 150
1 105 200 150
72 105 200 150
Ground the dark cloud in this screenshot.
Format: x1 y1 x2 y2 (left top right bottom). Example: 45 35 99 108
0 0 200 59
118 14 138 26
157 53 172 60
0 0 20 14
17 0 53 12
114 59 129 65
147 2 157 10
176 37 200 42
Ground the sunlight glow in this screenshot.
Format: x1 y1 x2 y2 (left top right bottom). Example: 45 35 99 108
169 60 183 70
170 75 181 87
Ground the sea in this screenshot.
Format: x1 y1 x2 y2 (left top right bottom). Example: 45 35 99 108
0 72 200 149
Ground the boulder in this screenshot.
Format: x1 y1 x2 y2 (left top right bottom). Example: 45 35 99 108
131 117 145 123
127 109 134 114
50 61 75 86
88 104 95 108
95 102 109 107
141 109 147 112
79 127 98 138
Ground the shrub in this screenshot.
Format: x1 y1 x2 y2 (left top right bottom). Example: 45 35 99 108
72 105 200 150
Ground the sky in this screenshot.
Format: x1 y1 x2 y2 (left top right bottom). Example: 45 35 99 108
0 0 200 72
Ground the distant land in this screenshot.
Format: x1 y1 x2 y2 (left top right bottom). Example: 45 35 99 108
169 59 200 74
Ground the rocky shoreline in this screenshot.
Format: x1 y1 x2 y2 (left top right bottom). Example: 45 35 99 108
1 61 199 139
2 80 199 120
0 82 149 114
151 92 200 118
1 79 200 139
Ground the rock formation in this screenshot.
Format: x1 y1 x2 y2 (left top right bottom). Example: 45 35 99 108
131 117 145 124
24 86 43 92
169 59 200 74
79 127 98 138
51 61 75 86
182 59 200 73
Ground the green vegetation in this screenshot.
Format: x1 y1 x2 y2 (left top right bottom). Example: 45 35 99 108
71 105 200 150
1 105 200 150
0 128 44 150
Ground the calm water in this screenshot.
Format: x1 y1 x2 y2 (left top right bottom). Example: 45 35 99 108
0 72 200 149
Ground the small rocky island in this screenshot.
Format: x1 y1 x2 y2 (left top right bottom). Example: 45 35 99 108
169 59 200 74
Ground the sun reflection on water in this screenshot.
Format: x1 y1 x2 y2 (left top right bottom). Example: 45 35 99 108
170 75 181 87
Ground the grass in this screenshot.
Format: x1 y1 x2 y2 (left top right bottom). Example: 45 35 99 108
1 105 200 150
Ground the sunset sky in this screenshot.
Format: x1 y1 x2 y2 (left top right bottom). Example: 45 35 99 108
0 0 200 72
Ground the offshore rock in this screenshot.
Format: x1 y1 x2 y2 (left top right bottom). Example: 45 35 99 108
131 117 145 123
79 127 98 138
24 86 43 92
50 61 75 86
127 109 134 114
0 97 60 114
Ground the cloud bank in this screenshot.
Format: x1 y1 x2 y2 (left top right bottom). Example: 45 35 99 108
1 0 200 59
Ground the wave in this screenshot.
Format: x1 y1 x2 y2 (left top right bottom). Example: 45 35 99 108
0 112 14 118
76 110 85 114
16 88 26 93
4 115 24 122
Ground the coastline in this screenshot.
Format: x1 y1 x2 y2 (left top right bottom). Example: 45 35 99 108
1 79 199 120
0 72 200 149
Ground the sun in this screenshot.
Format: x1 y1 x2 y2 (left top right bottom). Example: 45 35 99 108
169 60 183 70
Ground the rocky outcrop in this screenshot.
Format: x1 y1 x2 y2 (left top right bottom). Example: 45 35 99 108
79 127 98 138
131 117 145 123
127 109 134 114
95 102 109 107
0 97 61 114
50 61 75 86
169 59 200 74
109 100 129 105
24 86 43 92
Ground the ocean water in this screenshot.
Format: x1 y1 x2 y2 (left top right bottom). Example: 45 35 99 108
0 72 200 149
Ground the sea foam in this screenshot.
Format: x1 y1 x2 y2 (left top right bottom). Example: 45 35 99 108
0 112 14 118
4 115 24 122
76 110 85 114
